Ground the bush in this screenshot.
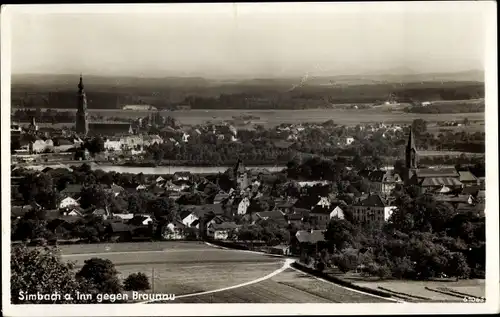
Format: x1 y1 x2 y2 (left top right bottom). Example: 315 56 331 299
76 258 123 299
315 260 326 272
11 245 87 304
376 264 392 279
124 272 151 291
390 256 416 279
332 252 358 273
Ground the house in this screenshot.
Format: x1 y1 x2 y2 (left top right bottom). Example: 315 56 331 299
120 135 144 150
329 205 345 219
104 138 123 151
255 210 287 226
29 139 54 154
173 172 191 183
64 206 84 217
410 168 462 191
128 214 154 226
93 208 110 220
165 181 190 192
156 176 165 183
434 194 476 207
106 183 125 197
352 194 396 224
455 203 476 214
269 245 291 256
60 184 82 198
315 196 331 209
477 190 485 203
123 104 157 111
168 191 185 201
295 230 326 244
11 205 34 219
106 222 133 242
162 221 187 240
213 191 230 204
181 204 224 228
241 212 261 224
344 137 355 146
59 197 80 209
112 213 135 221
237 197 251 215
207 222 239 240
205 215 232 230
136 184 147 191
297 180 330 188
309 208 332 229
48 217 82 239
367 170 403 196
458 171 479 186
286 212 306 226
233 159 250 190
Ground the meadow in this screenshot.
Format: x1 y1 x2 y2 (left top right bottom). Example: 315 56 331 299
59 242 392 303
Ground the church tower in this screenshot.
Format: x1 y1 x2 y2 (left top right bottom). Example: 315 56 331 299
76 74 89 136
405 129 418 184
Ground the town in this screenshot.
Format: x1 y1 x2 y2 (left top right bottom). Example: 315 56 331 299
10 75 486 304
6 3 492 309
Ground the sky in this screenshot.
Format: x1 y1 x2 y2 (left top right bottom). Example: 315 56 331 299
6 2 490 79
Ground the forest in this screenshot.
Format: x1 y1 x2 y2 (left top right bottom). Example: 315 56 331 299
12 79 484 110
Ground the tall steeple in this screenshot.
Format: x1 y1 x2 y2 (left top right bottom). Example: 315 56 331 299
78 73 84 91
405 128 418 169
76 74 89 136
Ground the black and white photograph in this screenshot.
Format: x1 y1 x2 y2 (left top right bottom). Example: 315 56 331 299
1 2 498 316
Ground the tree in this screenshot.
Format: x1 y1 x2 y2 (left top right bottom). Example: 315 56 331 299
324 218 357 252
85 136 105 155
332 248 359 273
11 245 87 304
79 185 108 209
446 252 471 280
411 119 427 136
76 258 123 299
247 199 269 214
177 192 206 205
18 172 55 208
124 272 151 291
11 138 21 153
148 197 176 221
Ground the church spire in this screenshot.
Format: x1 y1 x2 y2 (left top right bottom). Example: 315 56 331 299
78 74 84 91
405 128 418 169
407 128 416 151
76 74 89 136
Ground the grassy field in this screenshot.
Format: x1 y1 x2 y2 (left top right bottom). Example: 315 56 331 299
59 242 392 303
57 241 207 255
41 108 485 127
418 150 484 157
353 279 485 302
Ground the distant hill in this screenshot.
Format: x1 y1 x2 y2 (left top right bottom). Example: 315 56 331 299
10 70 484 110
12 69 484 89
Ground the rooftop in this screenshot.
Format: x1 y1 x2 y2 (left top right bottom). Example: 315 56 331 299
419 177 463 187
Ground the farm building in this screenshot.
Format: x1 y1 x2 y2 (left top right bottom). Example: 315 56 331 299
123 104 157 111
